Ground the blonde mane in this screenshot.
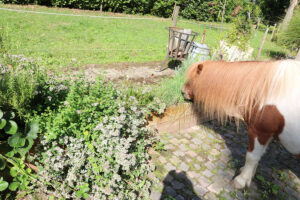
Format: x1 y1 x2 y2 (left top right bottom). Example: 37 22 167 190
186 60 299 122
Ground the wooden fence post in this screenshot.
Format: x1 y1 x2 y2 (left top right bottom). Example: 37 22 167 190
172 6 180 27
100 4 103 13
256 18 261 30
256 26 269 59
201 29 206 44
270 23 277 40
277 23 281 33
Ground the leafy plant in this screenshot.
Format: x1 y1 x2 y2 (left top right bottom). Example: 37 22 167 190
0 108 39 195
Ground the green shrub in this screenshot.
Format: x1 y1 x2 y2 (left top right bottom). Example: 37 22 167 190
225 14 253 51
0 32 69 120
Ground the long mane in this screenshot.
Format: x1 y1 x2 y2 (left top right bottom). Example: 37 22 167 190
186 60 300 122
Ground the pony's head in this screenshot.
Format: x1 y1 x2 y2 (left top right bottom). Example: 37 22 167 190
181 62 204 101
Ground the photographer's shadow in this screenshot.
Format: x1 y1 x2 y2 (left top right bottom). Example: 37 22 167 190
160 170 203 200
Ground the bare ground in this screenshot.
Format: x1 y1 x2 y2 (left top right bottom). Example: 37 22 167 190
63 61 175 84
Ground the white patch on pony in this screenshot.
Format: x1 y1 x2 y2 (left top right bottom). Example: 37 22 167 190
265 60 300 155
233 138 270 189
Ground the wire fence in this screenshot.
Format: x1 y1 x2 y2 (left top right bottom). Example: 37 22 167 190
0 6 283 63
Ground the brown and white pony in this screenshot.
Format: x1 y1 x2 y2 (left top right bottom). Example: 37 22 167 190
182 60 300 189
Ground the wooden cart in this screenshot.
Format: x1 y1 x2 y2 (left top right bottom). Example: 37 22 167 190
158 27 199 71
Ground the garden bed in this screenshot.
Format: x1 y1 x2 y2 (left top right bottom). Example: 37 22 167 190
148 103 210 134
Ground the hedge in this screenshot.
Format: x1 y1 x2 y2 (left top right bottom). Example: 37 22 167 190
3 0 262 22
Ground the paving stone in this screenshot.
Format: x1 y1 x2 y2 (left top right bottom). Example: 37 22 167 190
183 188 194 196
164 186 177 196
187 150 197 158
170 138 180 145
204 161 215 169
284 186 299 199
187 171 200 179
179 162 190 171
190 144 198 150
185 157 192 163
170 156 181 166
164 175 174 183
159 156 167 163
173 170 187 179
171 180 185 190
207 181 224 194
194 184 208 196
197 175 212 187
150 190 161 200
191 197 202 200
180 138 189 144
193 163 201 170
192 138 203 145
165 163 176 171
210 149 219 156
201 143 209 151
204 192 218 200
214 143 221 149
165 144 176 150
175 195 185 200
197 157 204 162
202 169 214 178
207 155 215 162
174 151 185 157
179 144 187 151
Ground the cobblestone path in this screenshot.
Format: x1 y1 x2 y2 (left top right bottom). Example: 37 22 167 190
150 121 300 200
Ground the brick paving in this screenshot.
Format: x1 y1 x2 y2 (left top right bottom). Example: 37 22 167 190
150 121 300 200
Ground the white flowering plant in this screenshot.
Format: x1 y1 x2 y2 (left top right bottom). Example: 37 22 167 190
29 77 165 199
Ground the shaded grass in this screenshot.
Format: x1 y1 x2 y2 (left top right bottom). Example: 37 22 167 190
153 58 195 106
0 4 287 71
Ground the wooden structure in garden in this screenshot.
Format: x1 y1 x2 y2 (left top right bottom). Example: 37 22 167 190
158 5 199 71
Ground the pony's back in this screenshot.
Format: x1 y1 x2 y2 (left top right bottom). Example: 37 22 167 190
186 60 300 121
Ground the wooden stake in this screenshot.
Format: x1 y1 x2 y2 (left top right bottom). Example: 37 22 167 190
172 6 180 27
277 23 281 33
296 48 300 61
201 29 206 44
100 4 103 13
256 26 269 59
256 18 261 30
270 23 277 40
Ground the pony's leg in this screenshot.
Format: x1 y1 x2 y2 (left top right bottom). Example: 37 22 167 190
233 128 272 189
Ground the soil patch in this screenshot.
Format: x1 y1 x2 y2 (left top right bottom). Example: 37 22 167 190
64 61 175 84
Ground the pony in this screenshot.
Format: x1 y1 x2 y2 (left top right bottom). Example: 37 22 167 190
181 60 300 189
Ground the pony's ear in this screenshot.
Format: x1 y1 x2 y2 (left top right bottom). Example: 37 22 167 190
197 64 203 74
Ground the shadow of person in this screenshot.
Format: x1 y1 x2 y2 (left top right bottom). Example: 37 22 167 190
160 170 203 200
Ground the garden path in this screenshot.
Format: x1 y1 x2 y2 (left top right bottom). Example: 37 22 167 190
149 121 300 200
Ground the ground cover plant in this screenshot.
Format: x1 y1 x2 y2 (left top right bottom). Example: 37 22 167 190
0 32 166 199
0 4 287 70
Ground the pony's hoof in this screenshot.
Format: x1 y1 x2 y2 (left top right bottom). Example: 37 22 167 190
233 175 247 189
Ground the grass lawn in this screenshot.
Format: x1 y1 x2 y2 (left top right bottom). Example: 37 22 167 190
0 4 288 70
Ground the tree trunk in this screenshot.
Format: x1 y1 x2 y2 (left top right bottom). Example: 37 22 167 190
221 0 227 33
296 48 300 60
282 0 298 31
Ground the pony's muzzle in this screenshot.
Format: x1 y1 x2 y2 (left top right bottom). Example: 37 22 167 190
181 86 193 102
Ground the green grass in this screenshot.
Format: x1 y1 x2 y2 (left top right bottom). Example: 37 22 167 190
0 4 288 70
